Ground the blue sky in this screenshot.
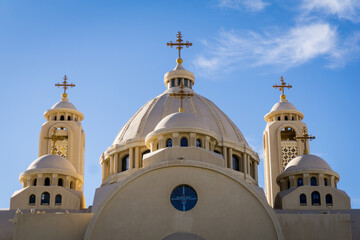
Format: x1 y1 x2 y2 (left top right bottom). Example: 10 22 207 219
1 0 360 208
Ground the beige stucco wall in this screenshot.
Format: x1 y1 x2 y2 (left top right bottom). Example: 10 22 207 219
85 161 283 240
276 212 352 240
14 212 93 240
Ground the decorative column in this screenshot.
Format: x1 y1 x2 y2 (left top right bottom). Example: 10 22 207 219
135 147 140 168
227 148 233 169
172 133 180 147
190 133 196 147
330 176 335 187
114 154 118 174
110 155 114 174
242 153 247 174
101 163 105 182
158 136 164 149
303 173 310 186
65 176 71 188
289 176 295 188
222 146 228 168
129 147 134 169
205 136 210 150
37 174 44 186
255 163 258 183
51 174 58 186
319 174 324 186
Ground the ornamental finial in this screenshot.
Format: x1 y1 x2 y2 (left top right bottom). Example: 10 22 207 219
55 75 75 99
273 76 292 100
167 31 192 64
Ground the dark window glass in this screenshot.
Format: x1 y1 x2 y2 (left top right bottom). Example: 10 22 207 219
285 116 288 120
292 116 295 120
180 137 188 147
60 115 65 121
122 155 129 172
171 79 175 87
232 155 240 171
311 177 317 186
250 162 255 178
170 185 198 211
58 178 63 187
214 150 221 154
278 116 281 121
326 194 333 206
177 78 182 86
312 191 321 205
41 192 50 205
55 194 62 205
184 78 189 87
196 139 201 148
44 177 50 186
297 178 303 186
300 194 307 205
324 178 328 186
54 116 57 121
33 178 37 186
29 195 36 205
67 116 71 120
166 139 172 147
70 181 74 189
287 180 290 189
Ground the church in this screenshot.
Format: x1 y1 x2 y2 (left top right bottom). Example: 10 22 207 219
0 32 359 240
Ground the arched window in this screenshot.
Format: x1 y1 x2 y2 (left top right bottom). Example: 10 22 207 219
232 155 240 171
177 78 182 86
196 139 202 148
250 162 255 178
285 116 288 121
277 116 281 121
311 177 317 186
324 178 328 186
311 191 321 205
326 194 333 206
29 194 36 205
122 155 129 172
300 194 307 205
33 178 37 186
180 137 188 147
44 177 51 186
171 79 175 87
54 116 57 121
184 78 189 87
70 181 74 189
67 116 71 121
60 115 65 121
58 178 63 187
281 127 296 141
166 139 172 147
297 178 303 186
41 192 50 205
55 194 62 205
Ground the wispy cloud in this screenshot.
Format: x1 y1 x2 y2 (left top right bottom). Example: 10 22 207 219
301 0 360 22
217 0 269 12
193 23 359 78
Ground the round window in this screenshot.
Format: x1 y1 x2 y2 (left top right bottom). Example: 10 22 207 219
170 185 198 211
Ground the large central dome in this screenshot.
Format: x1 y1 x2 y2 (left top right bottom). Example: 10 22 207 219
112 68 248 147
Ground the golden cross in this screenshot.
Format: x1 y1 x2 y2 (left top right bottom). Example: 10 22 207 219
167 31 193 59
273 76 292 99
295 127 315 155
55 75 75 96
169 83 194 113
44 128 68 155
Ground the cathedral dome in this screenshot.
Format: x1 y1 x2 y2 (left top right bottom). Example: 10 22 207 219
154 112 208 131
283 154 332 173
26 154 77 173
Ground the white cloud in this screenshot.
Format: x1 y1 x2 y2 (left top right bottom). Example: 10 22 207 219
301 0 360 21
193 23 355 77
217 0 269 12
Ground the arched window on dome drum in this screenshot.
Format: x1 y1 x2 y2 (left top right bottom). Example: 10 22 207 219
67 116 71 121
326 194 333 206
250 162 255 178
54 116 57 121
44 177 51 186
122 155 129 172
166 139 172 147
70 181 74 189
300 194 307 205
33 178 37 186
324 178 328 186
297 178 303 187
60 115 65 121
184 78 189 87
180 137 188 147
311 177 317 186
58 178 63 187
41 192 50 205
55 194 62 205
171 79 175 87
177 78 182 86
29 194 36 205
196 139 202 148
277 116 281 121
232 155 240 171
311 191 321 205
285 116 288 121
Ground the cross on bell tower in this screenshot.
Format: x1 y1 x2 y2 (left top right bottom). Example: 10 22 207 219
167 31 192 64
273 76 292 100
55 75 76 99
169 83 194 113
296 127 315 155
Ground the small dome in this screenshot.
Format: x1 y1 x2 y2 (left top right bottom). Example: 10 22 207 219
283 154 332 173
51 100 77 110
27 154 77 173
154 112 209 131
270 100 297 113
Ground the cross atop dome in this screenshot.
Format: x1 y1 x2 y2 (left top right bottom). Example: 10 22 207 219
55 75 75 99
167 31 192 64
273 76 292 100
296 127 315 155
169 83 194 113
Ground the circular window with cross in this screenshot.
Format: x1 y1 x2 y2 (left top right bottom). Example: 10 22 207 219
170 185 198 211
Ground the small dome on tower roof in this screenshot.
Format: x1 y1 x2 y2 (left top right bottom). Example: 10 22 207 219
283 154 332 173
51 100 77 110
154 112 209 131
270 100 297 113
27 154 77 173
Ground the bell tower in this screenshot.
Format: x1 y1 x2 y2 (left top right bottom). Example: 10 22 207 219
38 75 85 181
263 77 310 206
